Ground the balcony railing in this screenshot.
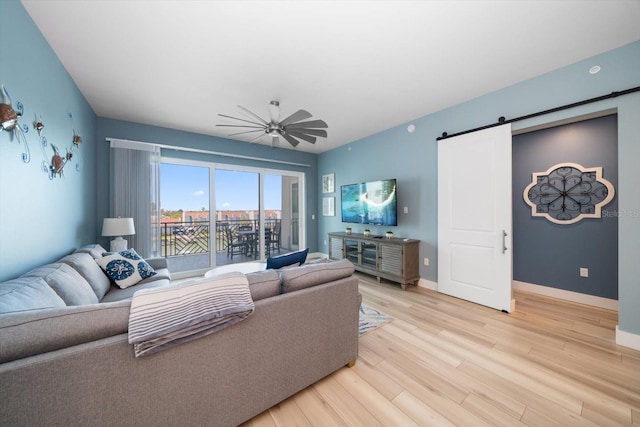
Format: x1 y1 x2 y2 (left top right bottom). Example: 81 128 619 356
159 219 281 257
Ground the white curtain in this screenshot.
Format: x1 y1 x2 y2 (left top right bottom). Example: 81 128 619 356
109 139 161 258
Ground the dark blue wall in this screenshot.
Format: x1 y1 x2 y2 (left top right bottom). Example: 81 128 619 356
512 115 618 299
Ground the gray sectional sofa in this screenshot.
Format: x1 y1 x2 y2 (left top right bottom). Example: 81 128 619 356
0 245 360 426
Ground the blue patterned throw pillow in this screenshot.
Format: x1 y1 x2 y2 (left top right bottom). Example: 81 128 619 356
96 248 157 289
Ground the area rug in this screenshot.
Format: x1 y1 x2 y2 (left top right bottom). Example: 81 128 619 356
359 304 393 336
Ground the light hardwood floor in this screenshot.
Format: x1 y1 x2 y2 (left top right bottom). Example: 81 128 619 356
243 273 640 426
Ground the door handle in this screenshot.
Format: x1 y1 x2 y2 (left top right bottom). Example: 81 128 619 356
502 230 508 254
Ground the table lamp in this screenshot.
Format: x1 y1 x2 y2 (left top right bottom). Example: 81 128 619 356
102 217 135 252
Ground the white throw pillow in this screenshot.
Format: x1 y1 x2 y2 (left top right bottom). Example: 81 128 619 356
96 248 157 289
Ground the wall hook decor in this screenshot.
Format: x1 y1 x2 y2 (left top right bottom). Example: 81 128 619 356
72 129 82 146
68 112 81 172
33 115 45 135
43 112 82 179
0 84 30 163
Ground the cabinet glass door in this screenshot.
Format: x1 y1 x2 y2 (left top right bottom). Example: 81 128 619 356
361 242 378 268
344 239 359 264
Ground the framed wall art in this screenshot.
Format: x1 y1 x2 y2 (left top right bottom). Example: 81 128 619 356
322 197 335 216
322 173 335 193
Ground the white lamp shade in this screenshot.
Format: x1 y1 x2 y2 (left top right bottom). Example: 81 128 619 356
102 218 135 237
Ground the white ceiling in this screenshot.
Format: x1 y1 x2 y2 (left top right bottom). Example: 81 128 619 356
21 0 640 154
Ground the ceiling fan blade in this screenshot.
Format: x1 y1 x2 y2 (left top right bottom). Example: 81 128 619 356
286 130 316 144
228 129 265 137
280 132 300 147
279 110 312 126
218 114 265 127
286 128 327 138
216 124 265 129
237 105 269 125
286 119 328 129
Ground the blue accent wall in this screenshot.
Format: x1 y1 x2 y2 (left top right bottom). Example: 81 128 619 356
0 0 97 281
512 115 618 299
95 118 318 253
319 40 640 336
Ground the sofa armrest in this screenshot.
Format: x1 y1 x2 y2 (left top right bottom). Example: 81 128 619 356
146 257 168 270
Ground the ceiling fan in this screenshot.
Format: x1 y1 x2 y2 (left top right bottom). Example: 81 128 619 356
217 101 328 147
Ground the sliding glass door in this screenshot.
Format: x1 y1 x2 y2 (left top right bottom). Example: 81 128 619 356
160 158 305 277
214 168 303 266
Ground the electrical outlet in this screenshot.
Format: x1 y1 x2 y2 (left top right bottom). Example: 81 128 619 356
580 267 589 278
311 214 315 220
423 257 429 266
404 206 409 214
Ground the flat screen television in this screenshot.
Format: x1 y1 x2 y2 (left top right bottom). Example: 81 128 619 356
341 178 398 226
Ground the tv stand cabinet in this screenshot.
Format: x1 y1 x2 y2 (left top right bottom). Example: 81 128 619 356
328 232 420 290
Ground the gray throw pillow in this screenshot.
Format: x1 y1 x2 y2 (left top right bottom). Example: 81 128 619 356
0 277 66 314
22 263 99 306
246 269 281 301
58 252 111 300
75 244 108 260
280 259 355 293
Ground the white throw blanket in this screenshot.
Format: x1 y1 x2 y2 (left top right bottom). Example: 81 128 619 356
128 272 254 357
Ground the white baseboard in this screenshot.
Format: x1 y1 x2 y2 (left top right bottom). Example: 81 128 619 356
512 280 618 311
417 278 437 291
308 252 328 261
616 326 640 351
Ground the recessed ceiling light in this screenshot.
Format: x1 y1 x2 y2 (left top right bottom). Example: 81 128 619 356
589 65 601 74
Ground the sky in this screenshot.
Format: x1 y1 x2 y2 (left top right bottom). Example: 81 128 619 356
160 163 282 211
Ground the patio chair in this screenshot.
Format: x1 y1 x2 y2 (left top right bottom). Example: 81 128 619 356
225 227 247 259
265 223 281 257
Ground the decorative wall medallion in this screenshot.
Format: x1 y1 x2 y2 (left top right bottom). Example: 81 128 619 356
523 162 615 225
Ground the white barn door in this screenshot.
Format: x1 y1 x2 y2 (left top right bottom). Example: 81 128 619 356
437 124 513 312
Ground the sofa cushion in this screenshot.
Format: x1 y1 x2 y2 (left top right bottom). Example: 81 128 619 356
22 263 99 305
0 277 66 314
58 252 111 300
245 269 281 301
266 248 308 270
75 243 108 259
96 248 157 289
0 300 131 364
279 259 355 293
100 278 171 303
